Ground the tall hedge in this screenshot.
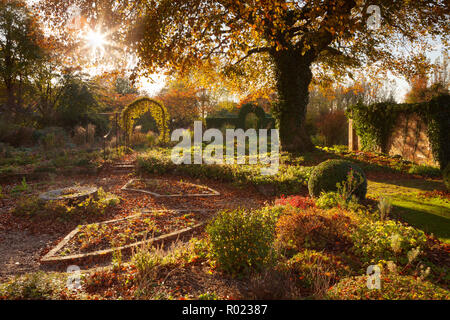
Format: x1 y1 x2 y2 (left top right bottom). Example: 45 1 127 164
347 94 450 170
206 103 275 130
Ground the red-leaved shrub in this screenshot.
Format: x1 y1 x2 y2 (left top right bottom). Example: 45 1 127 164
275 207 356 255
275 195 316 209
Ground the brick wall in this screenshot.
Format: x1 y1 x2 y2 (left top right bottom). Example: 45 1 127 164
348 113 438 166
386 113 437 166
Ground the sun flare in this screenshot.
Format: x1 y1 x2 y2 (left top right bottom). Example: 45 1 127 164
85 28 108 53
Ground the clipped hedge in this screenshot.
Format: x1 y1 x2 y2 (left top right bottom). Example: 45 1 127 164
347 94 450 169
205 103 275 130
205 117 241 131
308 159 367 199
137 149 312 196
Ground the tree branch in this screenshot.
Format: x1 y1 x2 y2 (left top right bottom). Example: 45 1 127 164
233 47 270 65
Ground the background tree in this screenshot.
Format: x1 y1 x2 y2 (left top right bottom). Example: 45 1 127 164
57 72 103 129
307 75 397 146
96 76 140 112
156 81 213 130
0 0 44 119
30 59 66 126
115 77 139 96
405 53 450 103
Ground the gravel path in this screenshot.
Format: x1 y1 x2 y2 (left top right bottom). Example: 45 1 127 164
0 231 59 282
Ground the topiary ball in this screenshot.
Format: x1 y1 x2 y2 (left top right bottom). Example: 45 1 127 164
308 159 367 199
443 163 450 191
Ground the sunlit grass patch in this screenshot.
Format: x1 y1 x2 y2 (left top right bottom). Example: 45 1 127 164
367 180 449 243
391 195 450 243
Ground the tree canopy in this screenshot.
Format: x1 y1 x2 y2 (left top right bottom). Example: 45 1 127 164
36 0 449 152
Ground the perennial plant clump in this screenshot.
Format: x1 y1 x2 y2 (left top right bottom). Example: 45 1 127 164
206 209 277 277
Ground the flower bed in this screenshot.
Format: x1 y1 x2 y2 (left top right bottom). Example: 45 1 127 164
56 210 213 257
41 209 215 266
121 178 220 197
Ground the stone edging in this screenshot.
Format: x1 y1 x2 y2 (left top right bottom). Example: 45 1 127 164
121 179 221 198
41 209 215 266
39 186 98 202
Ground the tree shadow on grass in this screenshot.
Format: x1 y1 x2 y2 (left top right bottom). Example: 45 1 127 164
391 179 445 191
368 179 446 197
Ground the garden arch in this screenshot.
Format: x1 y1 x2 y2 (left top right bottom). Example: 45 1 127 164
238 103 267 129
121 97 170 145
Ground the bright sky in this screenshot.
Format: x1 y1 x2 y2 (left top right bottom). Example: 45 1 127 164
137 74 167 96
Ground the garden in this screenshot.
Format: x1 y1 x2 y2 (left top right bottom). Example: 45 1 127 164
0 0 449 303
1 141 449 300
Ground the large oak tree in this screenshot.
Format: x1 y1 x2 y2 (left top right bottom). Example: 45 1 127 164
37 0 449 152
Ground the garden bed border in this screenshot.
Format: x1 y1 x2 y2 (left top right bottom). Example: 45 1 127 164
121 178 221 197
40 209 215 266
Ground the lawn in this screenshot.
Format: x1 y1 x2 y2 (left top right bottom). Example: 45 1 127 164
367 179 450 243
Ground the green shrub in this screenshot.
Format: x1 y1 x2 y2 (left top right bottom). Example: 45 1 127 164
327 274 449 300
11 178 30 195
351 220 427 266
443 163 450 191
315 191 364 212
0 119 35 147
132 247 166 280
206 209 276 276
308 160 367 199
13 188 118 218
408 164 441 178
198 292 220 300
311 134 326 147
131 238 210 298
34 127 68 150
316 192 340 209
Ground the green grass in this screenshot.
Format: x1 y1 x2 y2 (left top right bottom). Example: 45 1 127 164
367 179 450 243
367 179 445 195
390 195 450 243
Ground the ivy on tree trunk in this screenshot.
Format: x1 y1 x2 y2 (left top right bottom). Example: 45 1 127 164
272 49 315 153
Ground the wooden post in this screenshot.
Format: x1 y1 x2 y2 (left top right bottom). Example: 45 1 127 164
115 113 119 155
348 118 359 151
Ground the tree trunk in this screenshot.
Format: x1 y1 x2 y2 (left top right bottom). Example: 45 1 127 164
5 80 17 118
271 50 315 153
